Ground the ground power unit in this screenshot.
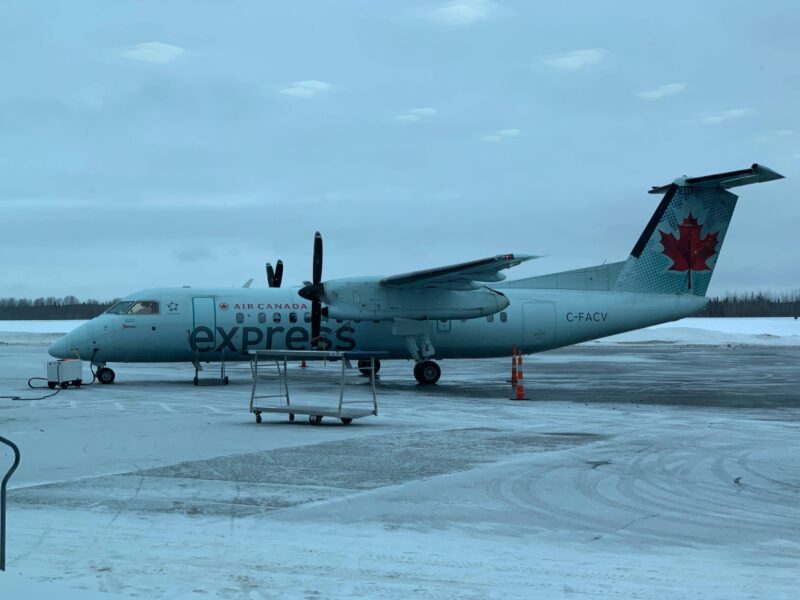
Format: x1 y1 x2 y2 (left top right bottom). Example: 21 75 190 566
46 359 83 389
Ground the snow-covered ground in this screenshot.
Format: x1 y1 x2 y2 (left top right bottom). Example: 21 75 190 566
2 317 799 347
1 340 799 598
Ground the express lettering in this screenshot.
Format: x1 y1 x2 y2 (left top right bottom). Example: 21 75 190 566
189 324 356 353
565 311 608 323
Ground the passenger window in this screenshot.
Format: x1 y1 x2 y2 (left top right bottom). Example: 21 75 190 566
273 312 281 323
289 312 298 323
500 312 508 323
258 312 266 324
303 312 311 323
236 312 244 324
487 314 494 323
127 301 159 315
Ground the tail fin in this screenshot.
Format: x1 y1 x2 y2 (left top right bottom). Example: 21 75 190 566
614 164 784 296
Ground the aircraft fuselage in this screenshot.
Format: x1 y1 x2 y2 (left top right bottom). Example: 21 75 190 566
50 286 707 364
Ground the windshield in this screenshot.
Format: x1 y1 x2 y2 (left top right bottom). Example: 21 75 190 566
104 300 160 315
105 301 135 314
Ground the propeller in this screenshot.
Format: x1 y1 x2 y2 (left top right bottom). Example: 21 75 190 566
298 232 324 348
266 260 284 288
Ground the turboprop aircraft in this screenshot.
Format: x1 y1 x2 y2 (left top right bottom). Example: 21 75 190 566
49 164 784 385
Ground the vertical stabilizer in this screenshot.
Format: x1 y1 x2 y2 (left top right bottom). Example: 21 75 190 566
614 164 783 296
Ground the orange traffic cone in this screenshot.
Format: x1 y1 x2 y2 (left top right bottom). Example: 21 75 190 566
509 345 518 384
511 351 530 400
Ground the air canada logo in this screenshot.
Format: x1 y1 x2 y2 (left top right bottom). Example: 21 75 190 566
659 213 719 289
219 303 229 311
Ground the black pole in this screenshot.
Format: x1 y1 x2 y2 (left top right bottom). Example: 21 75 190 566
0 435 21 571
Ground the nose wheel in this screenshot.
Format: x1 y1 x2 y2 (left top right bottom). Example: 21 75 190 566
97 367 116 384
413 360 441 385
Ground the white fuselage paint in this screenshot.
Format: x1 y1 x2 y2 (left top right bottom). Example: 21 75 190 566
49 286 707 363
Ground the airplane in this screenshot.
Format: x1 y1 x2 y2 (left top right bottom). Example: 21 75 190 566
49 163 784 385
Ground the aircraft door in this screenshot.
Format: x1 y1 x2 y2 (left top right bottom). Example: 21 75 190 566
192 297 217 346
523 302 556 348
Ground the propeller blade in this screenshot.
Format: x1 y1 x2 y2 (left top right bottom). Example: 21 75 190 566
313 231 323 285
274 260 284 288
266 262 275 287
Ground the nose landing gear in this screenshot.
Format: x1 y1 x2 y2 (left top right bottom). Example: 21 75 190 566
413 360 441 385
97 367 116 384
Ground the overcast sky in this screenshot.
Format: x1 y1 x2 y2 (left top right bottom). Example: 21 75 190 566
2 0 798 299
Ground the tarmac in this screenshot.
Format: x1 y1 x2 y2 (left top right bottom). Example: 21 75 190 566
1 343 799 598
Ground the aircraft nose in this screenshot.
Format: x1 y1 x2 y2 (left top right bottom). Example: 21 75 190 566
49 334 68 359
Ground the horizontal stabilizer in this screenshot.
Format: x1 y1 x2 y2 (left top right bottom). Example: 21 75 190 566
649 163 784 194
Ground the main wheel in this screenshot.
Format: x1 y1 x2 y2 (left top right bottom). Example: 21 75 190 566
97 367 116 385
358 358 381 376
413 360 441 385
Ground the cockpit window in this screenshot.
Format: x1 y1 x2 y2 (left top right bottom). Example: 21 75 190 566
106 301 135 314
126 301 160 315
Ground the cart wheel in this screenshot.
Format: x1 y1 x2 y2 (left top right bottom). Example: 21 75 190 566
255 412 262 423
310 415 322 426
193 376 199 386
61 382 69 389
48 382 56 389
289 413 295 422
223 376 229 385
340 417 353 425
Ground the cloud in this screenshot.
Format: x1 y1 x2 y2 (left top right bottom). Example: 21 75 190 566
541 48 607 70
636 82 687 101
276 80 334 98
394 107 438 122
753 129 793 144
700 108 755 124
480 128 521 142
174 247 215 263
119 42 186 64
413 0 499 26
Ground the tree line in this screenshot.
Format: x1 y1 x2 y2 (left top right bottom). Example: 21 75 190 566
696 291 800 318
0 291 797 320
0 297 115 319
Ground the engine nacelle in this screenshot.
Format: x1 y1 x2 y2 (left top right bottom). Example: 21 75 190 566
321 277 509 321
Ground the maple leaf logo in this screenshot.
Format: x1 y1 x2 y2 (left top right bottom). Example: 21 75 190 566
659 213 719 290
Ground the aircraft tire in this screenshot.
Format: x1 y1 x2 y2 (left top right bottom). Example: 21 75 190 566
414 361 441 385
358 358 381 376
340 417 353 425
98 367 116 385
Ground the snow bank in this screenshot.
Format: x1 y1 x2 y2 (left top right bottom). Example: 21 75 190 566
594 317 800 347
0 320 83 346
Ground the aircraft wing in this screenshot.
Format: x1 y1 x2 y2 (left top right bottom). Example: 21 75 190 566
381 254 538 288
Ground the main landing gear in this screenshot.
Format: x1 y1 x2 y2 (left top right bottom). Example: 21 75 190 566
413 360 441 385
358 358 381 377
96 367 116 384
